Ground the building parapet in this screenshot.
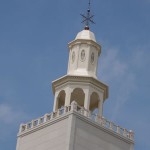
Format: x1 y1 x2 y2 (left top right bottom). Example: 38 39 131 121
19 101 134 141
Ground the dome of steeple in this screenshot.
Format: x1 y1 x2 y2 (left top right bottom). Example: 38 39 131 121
75 29 96 42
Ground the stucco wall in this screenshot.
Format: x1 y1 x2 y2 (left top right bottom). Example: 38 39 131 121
74 117 133 150
16 112 134 150
17 118 68 150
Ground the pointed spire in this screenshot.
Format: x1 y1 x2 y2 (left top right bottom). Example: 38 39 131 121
81 0 95 30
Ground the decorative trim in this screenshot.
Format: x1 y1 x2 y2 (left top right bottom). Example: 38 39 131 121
52 75 108 100
18 104 134 144
72 51 75 63
80 49 86 62
68 39 101 56
91 52 95 64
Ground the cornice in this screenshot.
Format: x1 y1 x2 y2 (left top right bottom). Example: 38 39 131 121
18 111 134 145
68 39 101 55
52 75 108 100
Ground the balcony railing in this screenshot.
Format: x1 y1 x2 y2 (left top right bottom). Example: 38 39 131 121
19 101 134 141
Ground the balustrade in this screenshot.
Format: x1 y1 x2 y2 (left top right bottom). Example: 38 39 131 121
19 102 134 141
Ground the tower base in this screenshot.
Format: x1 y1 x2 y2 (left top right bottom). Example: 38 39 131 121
16 105 134 150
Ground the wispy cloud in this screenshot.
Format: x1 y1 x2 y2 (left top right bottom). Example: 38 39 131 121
0 104 28 124
98 47 146 120
99 48 128 82
0 103 29 141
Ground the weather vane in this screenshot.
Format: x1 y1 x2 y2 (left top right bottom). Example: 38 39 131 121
81 0 95 30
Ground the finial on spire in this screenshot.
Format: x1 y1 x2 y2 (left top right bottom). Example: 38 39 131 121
81 0 95 30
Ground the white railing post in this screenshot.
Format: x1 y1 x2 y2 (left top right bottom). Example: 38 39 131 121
51 112 54 119
64 106 67 114
117 126 120 134
99 116 103 125
102 117 106 127
129 130 134 140
71 101 77 111
31 120 34 128
80 107 84 115
27 122 32 129
123 128 127 137
57 109 60 117
109 122 113 130
19 124 26 133
95 115 99 123
44 114 48 123
87 111 91 119
46 114 51 121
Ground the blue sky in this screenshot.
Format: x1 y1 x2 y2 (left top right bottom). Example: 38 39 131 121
0 0 150 149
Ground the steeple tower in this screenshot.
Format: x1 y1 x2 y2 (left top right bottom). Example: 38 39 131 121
67 29 100 78
52 3 108 116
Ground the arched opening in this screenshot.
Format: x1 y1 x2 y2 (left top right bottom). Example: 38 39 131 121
70 88 85 107
56 90 66 110
89 92 100 113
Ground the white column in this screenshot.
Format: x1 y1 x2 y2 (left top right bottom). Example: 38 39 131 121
53 91 59 112
98 94 104 116
84 89 91 110
65 87 73 106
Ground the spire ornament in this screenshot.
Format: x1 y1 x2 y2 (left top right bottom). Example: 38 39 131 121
81 0 95 30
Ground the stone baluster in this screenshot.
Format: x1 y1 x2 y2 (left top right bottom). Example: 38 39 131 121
51 112 55 119
95 115 99 123
87 111 91 118
64 106 67 114
80 107 84 115
99 116 103 125
34 120 38 126
27 122 32 129
123 128 127 137
56 109 60 117
101 117 106 127
109 122 113 130
71 101 77 111
38 118 41 124
68 105 71 111
129 130 134 140
117 126 120 134
84 108 88 117
31 120 34 128
46 114 51 121
19 124 26 133
44 114 48 122
19 124 23 133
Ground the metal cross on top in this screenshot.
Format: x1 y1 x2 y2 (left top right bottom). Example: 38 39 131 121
81 0 95 30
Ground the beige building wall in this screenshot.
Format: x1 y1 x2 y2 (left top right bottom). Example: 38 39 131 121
16 118 68 150
16 111 134 150
74 117 133 150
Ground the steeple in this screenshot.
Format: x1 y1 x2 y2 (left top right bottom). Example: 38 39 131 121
51 1 108 116
67 29 100 78
52 11 108 116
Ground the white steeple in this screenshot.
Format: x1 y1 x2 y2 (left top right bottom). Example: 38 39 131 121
52 29 108 116
67 29 101 79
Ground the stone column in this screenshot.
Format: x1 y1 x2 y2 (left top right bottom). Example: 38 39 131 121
84 88 91 111
53 91 59 112
65 87 73 107
98 94 104 116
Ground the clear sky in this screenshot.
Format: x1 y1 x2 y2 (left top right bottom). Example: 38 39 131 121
0 0 150 149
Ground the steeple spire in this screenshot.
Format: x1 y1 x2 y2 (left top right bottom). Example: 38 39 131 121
81 0 95 30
